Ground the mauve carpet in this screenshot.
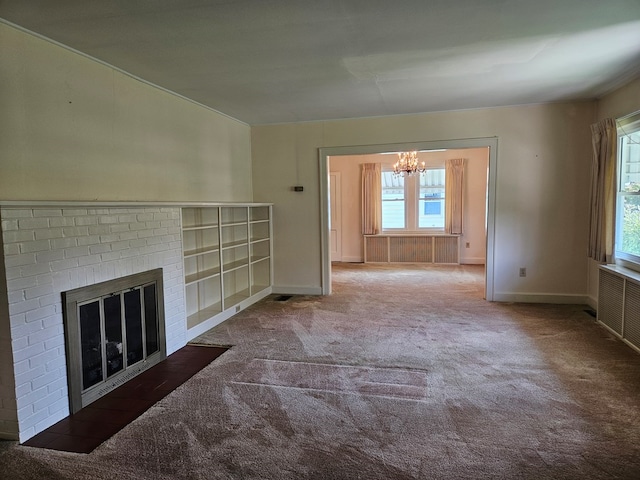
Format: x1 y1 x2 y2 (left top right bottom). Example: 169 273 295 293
2 263 640 479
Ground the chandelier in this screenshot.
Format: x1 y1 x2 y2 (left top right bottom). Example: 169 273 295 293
393 151 425 176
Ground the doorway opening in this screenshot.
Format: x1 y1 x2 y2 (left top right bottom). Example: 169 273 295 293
319 138 498 299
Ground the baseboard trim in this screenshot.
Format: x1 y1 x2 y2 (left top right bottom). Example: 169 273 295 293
586 295 598 310
0 431 19 441
334 256 363 263
272 286 323 295
493 292 590 304
460 257 485 265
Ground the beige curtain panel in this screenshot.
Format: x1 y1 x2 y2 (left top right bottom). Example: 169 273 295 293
588 118 617 263
445 158 465 234
362 163 381 235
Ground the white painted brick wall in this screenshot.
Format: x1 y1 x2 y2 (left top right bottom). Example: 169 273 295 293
0 206 186 442
0 278 18 439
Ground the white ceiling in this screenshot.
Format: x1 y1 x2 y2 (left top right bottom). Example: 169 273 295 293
2 0 640 125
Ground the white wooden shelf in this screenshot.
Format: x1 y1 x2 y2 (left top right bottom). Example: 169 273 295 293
224 289 251 306
185 267 221 286
251 255 270 264
221 239 248 250
221 221 248 228
251 284 270 294
223 260 249 273
183 223 219 231
183 246 220 258
187 303 223 329
250 237 269 244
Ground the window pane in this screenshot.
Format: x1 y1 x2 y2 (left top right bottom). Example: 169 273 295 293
419 169 445 229
620 134 640 192
619 195 640 257
382 171 405 229
616 126 640 261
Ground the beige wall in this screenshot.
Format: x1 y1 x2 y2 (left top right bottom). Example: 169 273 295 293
329 149 488 264
0 23 252 202
252 102 596 301
597 77 640 121
588 77 640 304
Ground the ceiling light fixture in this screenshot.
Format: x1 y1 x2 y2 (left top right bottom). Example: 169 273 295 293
393 151 426 176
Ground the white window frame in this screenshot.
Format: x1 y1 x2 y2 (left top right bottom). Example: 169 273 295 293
615 112 640 271
381 166 445 233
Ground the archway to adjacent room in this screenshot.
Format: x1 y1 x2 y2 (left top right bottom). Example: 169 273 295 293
319 137 498 300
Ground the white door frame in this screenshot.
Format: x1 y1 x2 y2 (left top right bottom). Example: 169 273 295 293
319 137 498 298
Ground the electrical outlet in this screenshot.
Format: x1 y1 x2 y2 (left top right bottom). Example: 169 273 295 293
465 242 470 248
519 267 526 277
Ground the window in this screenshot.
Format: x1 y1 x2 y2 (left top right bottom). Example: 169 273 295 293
381 172 405 228
381 168 445 231
419 169 446 228
615 115 640 267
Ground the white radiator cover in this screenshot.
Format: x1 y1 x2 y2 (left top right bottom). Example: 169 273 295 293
598 265 640 353
364 235 459 264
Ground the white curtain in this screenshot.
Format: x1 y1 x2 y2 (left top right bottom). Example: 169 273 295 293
361 163 381 235
445 158 465 235
588 118 617 262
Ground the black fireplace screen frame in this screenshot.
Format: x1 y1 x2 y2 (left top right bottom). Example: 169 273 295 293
62 269 166 414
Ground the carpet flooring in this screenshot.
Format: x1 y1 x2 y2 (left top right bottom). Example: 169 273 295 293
2 263 640 479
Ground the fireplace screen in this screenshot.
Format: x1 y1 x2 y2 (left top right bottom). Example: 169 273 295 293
63 269 166 413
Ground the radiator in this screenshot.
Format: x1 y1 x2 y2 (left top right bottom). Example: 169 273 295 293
365 236 388 262
364 235 459 264
598 265 640 353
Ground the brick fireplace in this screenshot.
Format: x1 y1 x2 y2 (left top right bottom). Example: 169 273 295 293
0 204 187 442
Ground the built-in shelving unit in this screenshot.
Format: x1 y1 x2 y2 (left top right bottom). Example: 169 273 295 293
181 204 273 340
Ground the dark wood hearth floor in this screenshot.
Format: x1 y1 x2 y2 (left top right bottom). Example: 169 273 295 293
22 344 228 454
